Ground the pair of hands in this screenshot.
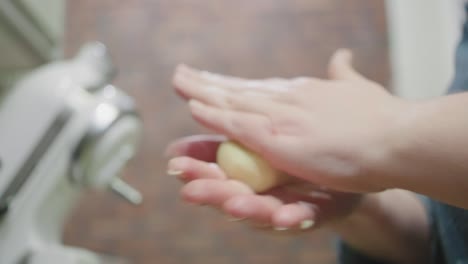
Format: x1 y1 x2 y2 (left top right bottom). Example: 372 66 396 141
166 135 362 230
166 49 405 230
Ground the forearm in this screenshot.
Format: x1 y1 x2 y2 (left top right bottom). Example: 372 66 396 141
329 190 430 264
371 92 468 209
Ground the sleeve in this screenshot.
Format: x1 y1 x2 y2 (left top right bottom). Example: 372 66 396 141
420 195 445 264
337 195 441 264
336 240 393 264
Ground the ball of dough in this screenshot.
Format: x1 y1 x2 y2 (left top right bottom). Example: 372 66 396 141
216 140 289 192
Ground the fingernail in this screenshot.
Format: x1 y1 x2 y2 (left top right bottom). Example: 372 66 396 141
189 99 202 108
273 226 289 231
183 64 197 73
209 163 220 169
174 71 186 83
167 169 183 176
200 70 217 80
338 48 352 60
189 100 205 112
300 220 315 230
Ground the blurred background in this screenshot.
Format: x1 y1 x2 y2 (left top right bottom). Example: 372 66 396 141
0 0 464 263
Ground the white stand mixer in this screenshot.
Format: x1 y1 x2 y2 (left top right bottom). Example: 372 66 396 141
0 43 143 264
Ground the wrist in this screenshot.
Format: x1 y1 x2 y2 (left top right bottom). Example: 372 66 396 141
358 98 423 191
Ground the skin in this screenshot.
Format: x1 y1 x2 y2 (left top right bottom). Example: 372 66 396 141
166 135 429 264
167 49 468 262
166 135 362 228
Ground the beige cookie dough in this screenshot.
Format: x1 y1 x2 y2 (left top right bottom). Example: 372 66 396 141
216 140 289 192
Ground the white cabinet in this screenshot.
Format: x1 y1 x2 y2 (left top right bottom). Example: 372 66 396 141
0 0 65 86
385 0 465 99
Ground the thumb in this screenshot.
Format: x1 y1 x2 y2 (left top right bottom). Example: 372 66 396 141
328 49 364 81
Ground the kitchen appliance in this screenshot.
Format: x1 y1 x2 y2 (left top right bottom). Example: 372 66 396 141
0 42 142 264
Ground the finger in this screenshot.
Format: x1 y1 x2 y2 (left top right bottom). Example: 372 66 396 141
174 69 231 106
167 156 227 181
271 202 317 230
176 69 293 116
218 90 297 116
176 65 272 100
223 194 283 223
178 64 254 90
179 64 290 91
188 100 277 154
328 49 364 81
283 183 362 222
177 65 300 104
282 183 334 202
165 134 226 161
175 64 304 115
181 179 253 206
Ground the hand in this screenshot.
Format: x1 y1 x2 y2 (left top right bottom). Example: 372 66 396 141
172 49 409 192
166 135 363 231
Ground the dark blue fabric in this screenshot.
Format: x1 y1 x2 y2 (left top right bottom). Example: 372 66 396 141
449 5 468 94
338 6 468 264
337 242 393 264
